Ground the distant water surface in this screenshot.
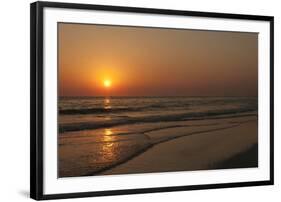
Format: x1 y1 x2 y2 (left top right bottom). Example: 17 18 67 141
59 96 257 133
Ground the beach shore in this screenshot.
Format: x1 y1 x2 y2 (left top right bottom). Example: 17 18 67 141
102 119 258 175
59 115 258 177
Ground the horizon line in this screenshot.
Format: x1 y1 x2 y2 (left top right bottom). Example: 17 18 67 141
59 95 258 98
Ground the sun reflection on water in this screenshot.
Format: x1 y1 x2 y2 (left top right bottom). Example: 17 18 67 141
104 98 111 109
104 128 113 136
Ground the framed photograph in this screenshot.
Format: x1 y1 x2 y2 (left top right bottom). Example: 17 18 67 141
30 1 274 200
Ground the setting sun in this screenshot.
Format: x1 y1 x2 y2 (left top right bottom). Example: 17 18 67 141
103 79 111 88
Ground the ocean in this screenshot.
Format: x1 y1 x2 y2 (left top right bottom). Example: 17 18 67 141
59 96 257 132
58 96 258 177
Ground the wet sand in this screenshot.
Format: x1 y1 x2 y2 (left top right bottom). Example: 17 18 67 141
59 116 257 177
102 119 258 175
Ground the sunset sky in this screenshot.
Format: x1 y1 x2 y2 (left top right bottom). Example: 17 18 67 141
58 23 258 97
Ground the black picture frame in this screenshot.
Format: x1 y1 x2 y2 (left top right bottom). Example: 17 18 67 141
30 1 274 200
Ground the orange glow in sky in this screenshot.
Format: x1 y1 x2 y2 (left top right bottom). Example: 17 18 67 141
58 23 258 97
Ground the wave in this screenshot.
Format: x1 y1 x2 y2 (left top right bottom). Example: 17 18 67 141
60 107 134 115
59 108 257 133
59 105 171 115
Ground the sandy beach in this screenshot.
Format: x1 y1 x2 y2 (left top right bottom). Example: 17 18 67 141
102 118 257 175
59 115 258 177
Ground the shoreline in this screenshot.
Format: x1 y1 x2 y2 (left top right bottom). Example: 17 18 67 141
101 119 258 176
59 116 258 177
84 123 241 176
